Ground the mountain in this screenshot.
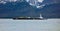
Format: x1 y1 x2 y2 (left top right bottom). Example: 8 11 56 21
0 0 60 19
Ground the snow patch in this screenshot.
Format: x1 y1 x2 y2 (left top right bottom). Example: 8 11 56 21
26 0 29 2
0 1 6 4
26 0 44 8
36 4 45 8
37 0 44 3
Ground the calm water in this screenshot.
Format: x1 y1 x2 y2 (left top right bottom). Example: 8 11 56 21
0 19 60 31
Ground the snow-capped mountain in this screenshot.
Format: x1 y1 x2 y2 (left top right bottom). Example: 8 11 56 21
0 0 59 8
0 0 24 4
0 0 60 18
